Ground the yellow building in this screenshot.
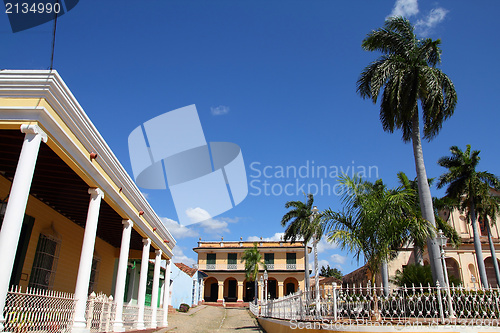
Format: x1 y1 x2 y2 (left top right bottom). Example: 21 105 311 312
0 70 176 332
194 238 310 303
344 203 500 289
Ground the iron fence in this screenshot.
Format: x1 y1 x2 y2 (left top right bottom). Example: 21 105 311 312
259 281 500 325
3 287 167 332
3 286 76 333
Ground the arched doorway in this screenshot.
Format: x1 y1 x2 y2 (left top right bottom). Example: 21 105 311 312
243 279 257 302
283 277 298 296
445 258 461 286
204 277 218 302
224 277 238 302
485 257 500 288
267 278 277 299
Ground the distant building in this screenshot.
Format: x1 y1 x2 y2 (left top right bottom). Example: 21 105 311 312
193 238 311 303
169 262 207 309
343 200 500 289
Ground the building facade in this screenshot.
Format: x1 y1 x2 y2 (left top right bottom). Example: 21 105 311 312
0 70 176 332
343 202 500 289
194 239 310 303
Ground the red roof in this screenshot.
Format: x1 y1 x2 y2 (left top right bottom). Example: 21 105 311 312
174 262 198 277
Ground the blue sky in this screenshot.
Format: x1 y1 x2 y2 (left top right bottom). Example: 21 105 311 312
2 0 500 275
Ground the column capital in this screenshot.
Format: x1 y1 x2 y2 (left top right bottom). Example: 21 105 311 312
155 249 162 256
122 219 133 228
142 238 151 246
88 187 104 199
20 124 47 142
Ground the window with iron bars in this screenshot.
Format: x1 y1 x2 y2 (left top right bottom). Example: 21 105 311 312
28 233 61 290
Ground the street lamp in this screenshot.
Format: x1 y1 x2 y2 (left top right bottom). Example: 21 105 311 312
437 229 455 318
264 270 268 303
259 276 263 304
311 205 321 318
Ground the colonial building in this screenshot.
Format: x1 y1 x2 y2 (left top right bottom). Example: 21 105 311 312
194 238 311 303
0 70 175 332
343 202 500 289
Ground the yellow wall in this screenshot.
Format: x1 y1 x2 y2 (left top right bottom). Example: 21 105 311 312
0 175 117 295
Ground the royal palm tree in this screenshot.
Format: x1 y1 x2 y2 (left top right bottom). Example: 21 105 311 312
397 172 461 264
323 175 432 290
241 243 267 304
475 183 500 287
437 144 500 288
357 16 457 286
280 193 320 296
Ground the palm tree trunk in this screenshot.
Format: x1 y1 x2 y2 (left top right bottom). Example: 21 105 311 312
486 222 500 287
255 278 258 305
470 199 489 288
411 113 445 287
413 244 423 265
381 261 389 296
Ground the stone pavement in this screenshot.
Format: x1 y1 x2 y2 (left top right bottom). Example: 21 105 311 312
154 305 265 333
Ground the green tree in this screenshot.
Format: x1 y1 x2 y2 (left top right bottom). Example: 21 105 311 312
357 16 457 286
323 175 432 289
397 172 461 264
437 144 500 288
241 243 266 304
280 193 321 295
320 265 343 280
475 183 500 287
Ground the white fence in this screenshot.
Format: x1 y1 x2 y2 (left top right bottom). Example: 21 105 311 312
4 286 76 333
259 282 500 325
3 286 166 332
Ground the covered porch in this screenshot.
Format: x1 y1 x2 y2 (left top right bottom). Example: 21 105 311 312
0 70 176 332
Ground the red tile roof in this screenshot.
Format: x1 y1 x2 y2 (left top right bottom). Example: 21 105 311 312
174 262 198 277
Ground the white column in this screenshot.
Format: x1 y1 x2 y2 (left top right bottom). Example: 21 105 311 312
112 220 133 332
0 124 46 331
72 188 104 333
162 260 171 327
136 238 150 330
150 249 162 328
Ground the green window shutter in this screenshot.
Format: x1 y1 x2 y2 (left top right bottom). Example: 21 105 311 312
207 253 216 265
286 253 296 265
264 253 274 265
228 253 237 264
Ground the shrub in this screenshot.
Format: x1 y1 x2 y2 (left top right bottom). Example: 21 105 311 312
178 303 190 313
392 264 433 287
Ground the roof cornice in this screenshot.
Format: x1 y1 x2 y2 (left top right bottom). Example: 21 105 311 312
0 70 175 257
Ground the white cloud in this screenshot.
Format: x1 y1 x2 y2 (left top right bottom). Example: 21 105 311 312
247 232 285 242
388 0 419 18
316 238 338 253
330 254 348 265
161 217 198 239
172 246 196 267
199 218 230 234
186 207 212 224
415 8 448 36
141 191 149 199
310 259 330 273
185 207 238 235
210 105 230 116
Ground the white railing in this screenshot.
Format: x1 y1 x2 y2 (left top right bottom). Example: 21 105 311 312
198 263 303 270
4 286 76 333
249 301 260 316
259 281 500 325
86 292 115 333
3 287 167 332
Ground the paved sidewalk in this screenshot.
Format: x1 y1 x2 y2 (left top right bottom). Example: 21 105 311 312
155 305 264 333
